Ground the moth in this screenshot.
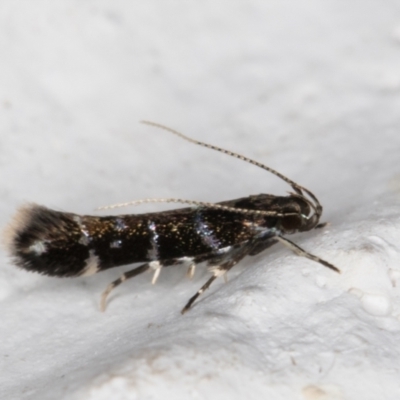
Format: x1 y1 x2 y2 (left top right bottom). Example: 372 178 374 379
4 122 339 314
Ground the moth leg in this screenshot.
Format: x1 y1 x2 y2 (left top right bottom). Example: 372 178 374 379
100 263 151 311
151 257 199 284
181 275 218 314
181 245 251 314
186 263 196 279
149 261 162 284
247 236 278 256
276 235 340 273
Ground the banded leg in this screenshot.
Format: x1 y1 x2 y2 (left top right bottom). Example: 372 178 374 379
149 261 162 284
248 236 278 256
276 235 340 273
186 263 196 279
150 256 202 284
181 275 218 314
181 244 252 314
100 263 150 311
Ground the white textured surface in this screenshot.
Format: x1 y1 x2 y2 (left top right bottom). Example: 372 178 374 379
1 1 400 400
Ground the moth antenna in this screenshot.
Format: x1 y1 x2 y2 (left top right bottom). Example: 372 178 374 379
141 120 299 188
97 197 298 218
140 120 322 220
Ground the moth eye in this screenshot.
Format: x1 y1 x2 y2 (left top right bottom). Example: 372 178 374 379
298 198 311 216
280 214 303 231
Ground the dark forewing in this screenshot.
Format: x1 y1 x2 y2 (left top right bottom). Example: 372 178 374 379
6 196 281 277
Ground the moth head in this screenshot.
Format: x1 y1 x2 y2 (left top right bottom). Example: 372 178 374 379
278 195 320 233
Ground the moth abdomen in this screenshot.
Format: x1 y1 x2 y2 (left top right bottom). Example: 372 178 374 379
4 204 92 277
4 204 163 278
